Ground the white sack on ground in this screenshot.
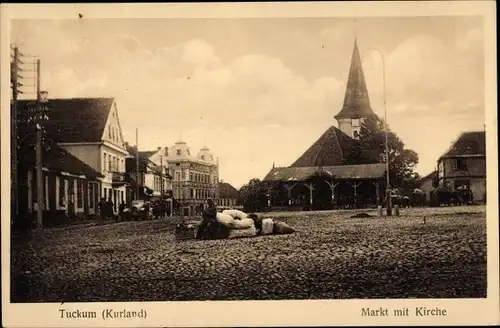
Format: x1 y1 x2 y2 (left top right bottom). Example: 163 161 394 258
261 218 274 235
222 209 248 220
216 213 254 229
231 218 255 229
228 225 257 239
216 212 235 227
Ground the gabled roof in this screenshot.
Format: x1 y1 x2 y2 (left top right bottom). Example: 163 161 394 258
263 163 386 182
17 97 115 143
218 182 239 199
18 134 103 180
335 39 376 120
290 126 357 167
419 171 437 183
125 145 154 172
440 131 486 159
125 145 173 178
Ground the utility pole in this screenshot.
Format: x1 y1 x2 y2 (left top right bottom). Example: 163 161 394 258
35 58 44 230
135 128 140 200
11 46 20 220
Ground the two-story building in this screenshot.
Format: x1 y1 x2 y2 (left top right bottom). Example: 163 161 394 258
18 97 131 213
436 131 486 203
164 140 219 216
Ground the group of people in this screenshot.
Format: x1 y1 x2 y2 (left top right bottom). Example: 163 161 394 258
97 197 119 221
97 198 170 221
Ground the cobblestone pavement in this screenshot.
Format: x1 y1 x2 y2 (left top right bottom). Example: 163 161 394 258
11 206 486 302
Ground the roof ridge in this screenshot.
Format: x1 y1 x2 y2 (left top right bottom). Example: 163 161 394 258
312 127 331 166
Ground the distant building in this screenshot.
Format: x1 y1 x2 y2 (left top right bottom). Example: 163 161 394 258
218 181 239 208
164 141 219 216
17 96 129 214
125 145 173 206
437 131 486 202
419 171 437 203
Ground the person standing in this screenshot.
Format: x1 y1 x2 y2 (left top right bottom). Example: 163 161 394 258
98 198 106 220
118 201 126 222
107 196 114 220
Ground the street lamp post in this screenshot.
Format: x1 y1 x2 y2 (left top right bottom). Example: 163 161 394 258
363 47 392 216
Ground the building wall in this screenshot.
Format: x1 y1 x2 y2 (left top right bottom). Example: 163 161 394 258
338 117 365 139
25 169 100 216
419 177 435 203
439 157 486 181
338 119 353 138
169 160 219 216
437 156 486 203
102 101 126 149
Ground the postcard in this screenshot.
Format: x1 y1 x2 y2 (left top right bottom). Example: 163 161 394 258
1 1 498 327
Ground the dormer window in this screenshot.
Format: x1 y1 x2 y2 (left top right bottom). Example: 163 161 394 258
176 150 181 155
201 155 205 160
352 118 361 127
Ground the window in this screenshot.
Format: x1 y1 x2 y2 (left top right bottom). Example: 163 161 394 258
352 118 361 127
108 156 112 172
181 169 186 180
453 158 468 171
103 153 107 172
189 172 193 181
175 172 181 181
45 176 49 210
103 188 107 200
176 149 181 155
353 130 359 139
109 126 112 139
201 155 205 160
89 183 95 209
190 189 194 198
58 176 66 207
77 180 84 208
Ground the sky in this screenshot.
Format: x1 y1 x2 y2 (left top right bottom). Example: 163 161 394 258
11 16 485 189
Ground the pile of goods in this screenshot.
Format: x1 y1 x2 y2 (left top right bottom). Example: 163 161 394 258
217 209 295 239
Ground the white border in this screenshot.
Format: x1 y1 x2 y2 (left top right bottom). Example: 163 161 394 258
1 2 498 327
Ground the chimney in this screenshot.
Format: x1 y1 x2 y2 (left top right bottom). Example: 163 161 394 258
40 91 49 103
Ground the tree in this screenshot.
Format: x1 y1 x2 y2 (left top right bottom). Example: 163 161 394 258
238 178 268 213
346 115 420 192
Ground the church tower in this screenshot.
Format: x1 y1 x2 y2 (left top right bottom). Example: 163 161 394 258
334 39 376 139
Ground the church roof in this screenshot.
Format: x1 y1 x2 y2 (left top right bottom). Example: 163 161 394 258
263 164 386 182
334 39 376 120
290 125 357 167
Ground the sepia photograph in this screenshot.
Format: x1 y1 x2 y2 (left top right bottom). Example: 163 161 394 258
1 2 498 327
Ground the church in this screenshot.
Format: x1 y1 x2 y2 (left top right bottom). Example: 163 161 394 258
262 39 387 210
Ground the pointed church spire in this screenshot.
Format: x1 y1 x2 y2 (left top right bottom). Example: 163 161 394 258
334 38 375 120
